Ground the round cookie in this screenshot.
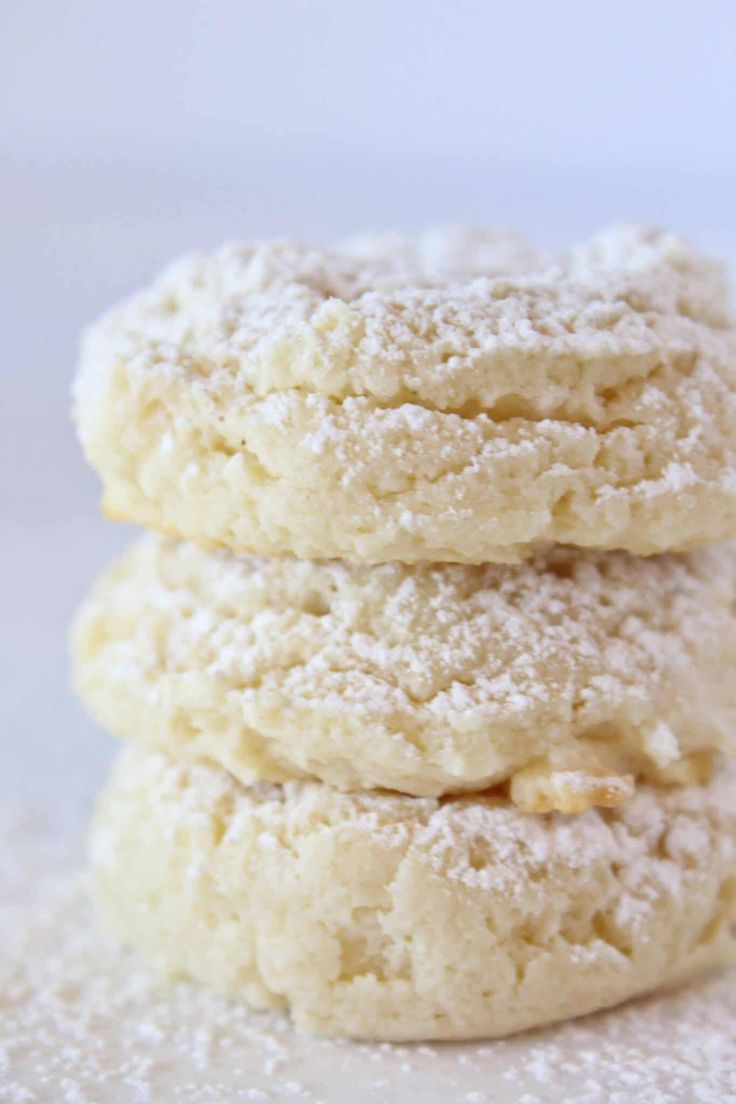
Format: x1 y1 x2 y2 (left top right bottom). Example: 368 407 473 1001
73 224 736 563
72 535 736 810
90 748 736 1041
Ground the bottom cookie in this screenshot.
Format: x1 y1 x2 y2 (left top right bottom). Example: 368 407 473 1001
90 749 736 1041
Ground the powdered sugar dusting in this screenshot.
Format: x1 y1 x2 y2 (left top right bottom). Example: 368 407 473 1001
73 534 736 803
73 220 736 564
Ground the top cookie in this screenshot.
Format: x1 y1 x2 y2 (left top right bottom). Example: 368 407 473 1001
74 225 736 563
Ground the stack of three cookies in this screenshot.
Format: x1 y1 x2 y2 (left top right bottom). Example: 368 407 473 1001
72 226 736 1041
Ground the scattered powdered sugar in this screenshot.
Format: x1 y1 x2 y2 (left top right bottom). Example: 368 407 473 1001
3 807 735 1104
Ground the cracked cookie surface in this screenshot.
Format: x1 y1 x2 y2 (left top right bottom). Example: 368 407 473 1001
90 748 736 1040
74 225 736 562
72 535 736 807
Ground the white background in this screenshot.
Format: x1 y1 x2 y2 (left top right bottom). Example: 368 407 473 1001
1 0 735 828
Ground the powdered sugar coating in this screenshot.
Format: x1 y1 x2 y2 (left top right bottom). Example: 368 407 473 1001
89 748 736 1041
72 535 736 805
74 225 736 562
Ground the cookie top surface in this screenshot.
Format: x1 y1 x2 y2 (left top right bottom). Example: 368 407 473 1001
74 225 736 562
72 535 736 805
79 223 730 407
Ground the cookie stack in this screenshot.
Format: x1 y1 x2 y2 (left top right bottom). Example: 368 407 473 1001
72 226 736 1041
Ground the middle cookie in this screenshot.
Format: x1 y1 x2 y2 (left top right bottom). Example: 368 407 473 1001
72 536 736 812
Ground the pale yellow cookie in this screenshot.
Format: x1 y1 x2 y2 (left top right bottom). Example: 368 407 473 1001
72 535 736 808
73 225 736 563
90 748 736 1041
